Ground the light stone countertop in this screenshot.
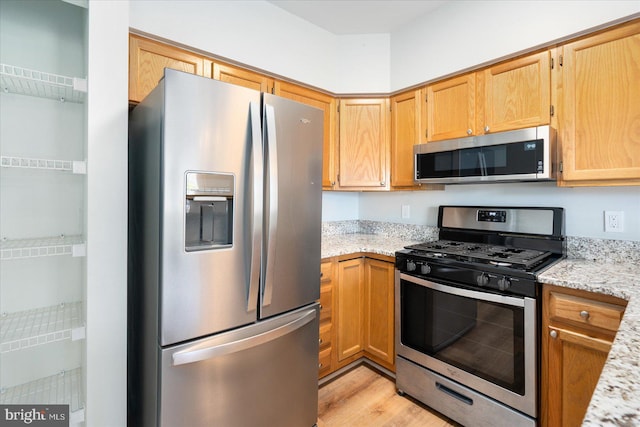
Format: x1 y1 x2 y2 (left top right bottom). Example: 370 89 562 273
322 232 640 427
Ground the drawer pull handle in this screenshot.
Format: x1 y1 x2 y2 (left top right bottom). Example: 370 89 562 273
550 330 558 339
580 310 590 320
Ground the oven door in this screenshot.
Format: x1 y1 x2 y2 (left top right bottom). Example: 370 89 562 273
395 271 537 417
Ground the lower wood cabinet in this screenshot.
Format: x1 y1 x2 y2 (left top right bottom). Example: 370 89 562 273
541 284 627 427
318 260 336 378
326 255 395 377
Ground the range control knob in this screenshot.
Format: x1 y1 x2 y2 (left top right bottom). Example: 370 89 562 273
498 277 512 291
476 273 489 287
406 260 416 272
420 263 431 275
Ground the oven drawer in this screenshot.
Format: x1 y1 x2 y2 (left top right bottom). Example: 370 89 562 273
396 357 535 427
548 291 625 332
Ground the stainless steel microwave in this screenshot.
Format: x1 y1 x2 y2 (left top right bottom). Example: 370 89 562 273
414 125 557 184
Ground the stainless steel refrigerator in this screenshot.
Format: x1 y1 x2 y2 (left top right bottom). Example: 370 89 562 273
128 69 323 427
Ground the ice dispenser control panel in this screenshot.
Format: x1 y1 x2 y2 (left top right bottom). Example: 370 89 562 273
185 172 234 252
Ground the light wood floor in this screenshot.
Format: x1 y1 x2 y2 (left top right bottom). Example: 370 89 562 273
318 364 461 427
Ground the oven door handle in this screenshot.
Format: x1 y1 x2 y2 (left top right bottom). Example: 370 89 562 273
399 272 527 308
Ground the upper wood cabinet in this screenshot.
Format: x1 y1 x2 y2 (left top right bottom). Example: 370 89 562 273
390 88 426 189
426 73 476 141
557 20 640 186
481 50 551 133
426 51 551 141
337 98 390 190
212 62 274 93
274 81 337 189
541 284 627 427
129 34 209 103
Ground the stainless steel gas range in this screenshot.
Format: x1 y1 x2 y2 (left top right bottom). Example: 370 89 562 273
395 206 565 427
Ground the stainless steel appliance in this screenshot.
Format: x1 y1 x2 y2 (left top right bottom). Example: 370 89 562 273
395 206 565 427
128 69 323 427
414 125 557 184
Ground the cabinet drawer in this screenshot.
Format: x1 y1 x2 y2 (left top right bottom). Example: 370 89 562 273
318 346 332 374
549 291 625 332
319 323 332 349
321 261 333 283
319 286 332 322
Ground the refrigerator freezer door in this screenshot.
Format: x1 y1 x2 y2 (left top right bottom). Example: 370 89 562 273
158 305 319 427
261 94 323 319
160 70 263 345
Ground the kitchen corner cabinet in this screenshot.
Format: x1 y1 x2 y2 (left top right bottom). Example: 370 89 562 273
541 284 627 427
390 88 426 189
426 51 551 141
337 98 390 190
335 256 395 372
557 20 640 186
212 62 274 93
129 34 209 103
0 1 87 424
274 81 337 190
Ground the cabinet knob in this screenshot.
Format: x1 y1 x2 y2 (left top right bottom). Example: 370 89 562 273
550 330 558 339
330 181 335 186
580 310 590 320
319 304 323 310
319 338 323 344
484 125 490 132
467 129 473 135
318 363 323 369
380 181 386 186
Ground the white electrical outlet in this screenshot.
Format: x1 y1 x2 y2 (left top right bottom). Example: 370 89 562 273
604 211 624 232
401 205 410 219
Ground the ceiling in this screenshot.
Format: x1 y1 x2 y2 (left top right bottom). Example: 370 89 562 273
267 0 449 35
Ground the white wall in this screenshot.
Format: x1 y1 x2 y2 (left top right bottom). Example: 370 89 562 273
129 0 390 93
358 184 640 241
391 0 640 89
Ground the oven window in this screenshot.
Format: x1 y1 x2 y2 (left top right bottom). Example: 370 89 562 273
401 279 525 395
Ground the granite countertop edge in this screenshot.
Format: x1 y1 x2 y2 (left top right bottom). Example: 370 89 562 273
322 233 640 427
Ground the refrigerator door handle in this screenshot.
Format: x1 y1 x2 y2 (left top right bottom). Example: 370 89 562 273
247 101 263 312
263 103 278 307
172 308 316 366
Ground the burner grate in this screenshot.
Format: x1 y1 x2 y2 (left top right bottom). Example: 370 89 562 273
405 240 552 270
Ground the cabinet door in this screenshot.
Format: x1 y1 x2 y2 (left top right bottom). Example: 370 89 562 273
545 326 611 427
129 34 207 103
338 98 390 190
363 259 395 369
558 21 640 185
426 73 476 141
275 81 337 189
212 62 274 93
482 51 551 133
391 89 423 188
337 258 364 361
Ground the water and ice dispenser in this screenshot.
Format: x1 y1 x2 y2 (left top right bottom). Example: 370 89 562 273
185 172 234 251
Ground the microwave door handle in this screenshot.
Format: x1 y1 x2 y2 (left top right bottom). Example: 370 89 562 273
172 308 316 366
262 104 278 308
478 151 488 176
247 101 263 313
